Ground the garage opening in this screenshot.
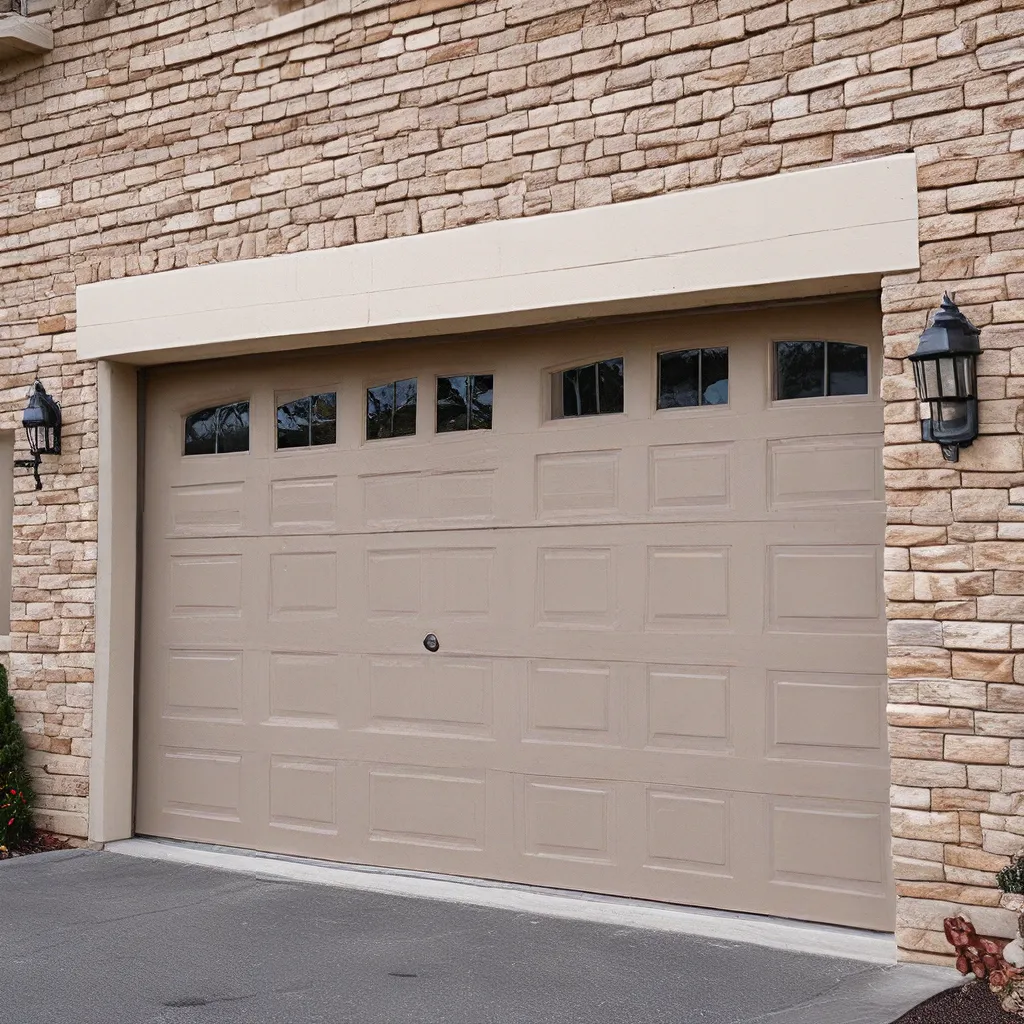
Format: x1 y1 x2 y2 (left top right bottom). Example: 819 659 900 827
135 296 893 930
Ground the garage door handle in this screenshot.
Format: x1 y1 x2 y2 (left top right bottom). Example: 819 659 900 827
423 634 440 653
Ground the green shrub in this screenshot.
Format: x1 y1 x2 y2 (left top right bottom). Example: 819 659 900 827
0 664 33 849
998 855 1024 896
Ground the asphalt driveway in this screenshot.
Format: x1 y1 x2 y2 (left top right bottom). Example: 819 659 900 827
1 849 954 1024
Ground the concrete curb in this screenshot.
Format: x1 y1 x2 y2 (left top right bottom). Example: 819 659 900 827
109 836 905 966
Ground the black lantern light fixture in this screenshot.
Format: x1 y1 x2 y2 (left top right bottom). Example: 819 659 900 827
909 294 981 463
14 380 61 490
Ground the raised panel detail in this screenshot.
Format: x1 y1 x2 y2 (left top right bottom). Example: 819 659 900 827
270 552 337 617
165 650 242 722
436 549 493 616
367 550 421 615
170 555 242 618
369 769 485 851
271 477 337 531
368 657 492 737
646 788 731 875
647 666 729 750
536 451 619 516
526 661 615 745
646 547 729 630
520 778 613 863
364 470 496 525
163 749 241 822
537 547 615 628
269 651 339 726
649 443 731 510
769 546 881 633
363 473 419 524
424 471 494 521
170 482 244 537
270 757 337 834
769 671 883 765
771 800 887 894
769 435 881 509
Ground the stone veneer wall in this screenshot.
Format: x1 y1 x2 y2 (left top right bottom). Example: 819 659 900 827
2 0 1023 961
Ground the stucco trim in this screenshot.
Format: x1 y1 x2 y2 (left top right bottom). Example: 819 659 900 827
76 154 920 366
82 156 920 844
89 362 137 843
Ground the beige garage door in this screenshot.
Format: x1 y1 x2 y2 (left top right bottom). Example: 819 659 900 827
136 296 893 930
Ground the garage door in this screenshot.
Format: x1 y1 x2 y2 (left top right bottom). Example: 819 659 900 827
136 296 893 930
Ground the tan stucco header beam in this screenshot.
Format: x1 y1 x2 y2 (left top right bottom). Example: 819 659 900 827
77 154 920 367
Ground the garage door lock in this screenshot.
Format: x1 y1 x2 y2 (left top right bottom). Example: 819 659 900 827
423 634 440 653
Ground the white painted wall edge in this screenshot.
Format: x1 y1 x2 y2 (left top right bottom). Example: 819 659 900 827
77 155 919 364
107 837 907 965
89 362 137 843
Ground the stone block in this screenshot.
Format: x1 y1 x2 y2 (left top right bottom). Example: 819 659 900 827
891 810 961 843
942 621 1012 651
945 735 1011 764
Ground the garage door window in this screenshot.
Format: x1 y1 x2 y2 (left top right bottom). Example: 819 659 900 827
775 341 868 400
183 401 250 455
658 347 729 408
437 375 494 433
367 378 417 440
552 358 624 419
277 392 337 449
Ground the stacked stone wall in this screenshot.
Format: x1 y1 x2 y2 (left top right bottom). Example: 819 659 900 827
2 0 1023 960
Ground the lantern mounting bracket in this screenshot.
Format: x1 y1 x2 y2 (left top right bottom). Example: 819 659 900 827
13 455 42 491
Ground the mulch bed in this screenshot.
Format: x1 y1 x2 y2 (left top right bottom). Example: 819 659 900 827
893 980 1021 1023
0 830 72 860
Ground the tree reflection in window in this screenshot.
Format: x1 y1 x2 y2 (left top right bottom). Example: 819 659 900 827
436 375 494 432
553 358 624 418
277 392 337 449
367 378 417 439
658 347 729 408
775 341 868 399
184 401 250 455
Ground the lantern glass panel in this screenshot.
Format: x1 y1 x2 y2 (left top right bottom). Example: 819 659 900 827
921 360 940 400
955 354 976 397
932 399 970 431
938 357 957 397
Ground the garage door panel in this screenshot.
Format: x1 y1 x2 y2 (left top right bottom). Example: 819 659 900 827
140 298 892 930
767 434 883 510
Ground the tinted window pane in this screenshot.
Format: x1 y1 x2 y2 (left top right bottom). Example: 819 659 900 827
598 358 624 414
277 397 310 449
437 376 469 433
470 374 493 430
393 378 417 437
217 402 250 453
776 341 825 400
184 407 218 455
367 384 394 440
562 364 598 417
557 360 622 418
658 349 699 409
827 343 868 396
702 347 729 405
311 392 337 446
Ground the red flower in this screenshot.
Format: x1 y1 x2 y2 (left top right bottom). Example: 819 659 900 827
7 818 12 827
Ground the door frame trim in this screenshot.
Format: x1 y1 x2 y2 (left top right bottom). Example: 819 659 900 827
85 155 920 843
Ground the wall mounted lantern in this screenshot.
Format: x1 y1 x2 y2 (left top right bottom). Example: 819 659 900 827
14 380 61 490
909 294 981 463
